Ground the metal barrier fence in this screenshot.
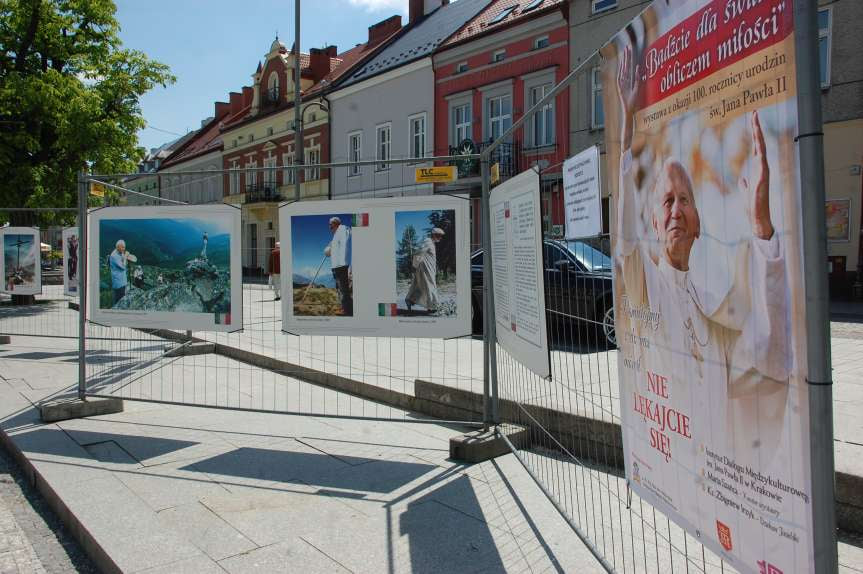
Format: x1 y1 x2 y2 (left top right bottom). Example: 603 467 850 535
0 209 80 340
74 156 488 427
478 50 741 572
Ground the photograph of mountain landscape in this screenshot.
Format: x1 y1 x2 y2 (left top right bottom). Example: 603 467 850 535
2 228 41 295
290 212 353 317
98 216 233 319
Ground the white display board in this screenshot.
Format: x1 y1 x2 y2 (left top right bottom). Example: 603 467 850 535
280 196 471 337
62 227 79 296
603 1 813 571
488 169 550 379
88 205 243 332
563 145 602 239
1 227 42 296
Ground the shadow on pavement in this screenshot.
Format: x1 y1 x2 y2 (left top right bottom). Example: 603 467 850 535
10 428 198 464
182 447 437 494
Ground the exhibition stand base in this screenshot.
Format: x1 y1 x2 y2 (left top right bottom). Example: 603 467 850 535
39 397 124 423
450 425 529 463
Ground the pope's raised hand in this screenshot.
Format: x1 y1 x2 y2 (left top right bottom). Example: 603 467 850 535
740 111 774 240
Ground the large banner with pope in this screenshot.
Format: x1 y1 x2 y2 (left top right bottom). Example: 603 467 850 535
601 0 813 572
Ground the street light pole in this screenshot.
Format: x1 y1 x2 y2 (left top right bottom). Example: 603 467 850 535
294 0 303 202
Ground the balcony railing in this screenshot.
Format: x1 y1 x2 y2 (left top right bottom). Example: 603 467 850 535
245 184 283 203
447 141 521 179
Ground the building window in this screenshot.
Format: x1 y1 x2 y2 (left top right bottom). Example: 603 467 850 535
528 83 554 147
489 5 516 25
591 67 604 129
263 156 277 188
232 139 238 148
455 62 468 74
268 72 279 102
248 133 254 143
245 160 257 189
376 124 391 171
349 132 362 176
305 147 320 181
487 95 512 142
267 127 274 136
592 0 617 13
492 50 506 63
452 103 471 146
819 8 831 88
409 114 426 159
534 36 550 50
282 152 295 185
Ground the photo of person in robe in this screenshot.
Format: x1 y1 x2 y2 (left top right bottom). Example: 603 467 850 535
395 210 457 317
290 213 353 317
66 233 78 285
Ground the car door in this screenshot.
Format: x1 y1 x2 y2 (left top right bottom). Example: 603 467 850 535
542 242 572 323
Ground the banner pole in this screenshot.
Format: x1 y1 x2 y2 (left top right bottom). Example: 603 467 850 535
77 172 88 401
794 0 837 571
480 159 500 426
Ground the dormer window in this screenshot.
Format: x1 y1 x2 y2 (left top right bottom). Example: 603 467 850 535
267 72 280 103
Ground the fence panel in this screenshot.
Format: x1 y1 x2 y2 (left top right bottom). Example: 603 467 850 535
0 209 80 340
81 158 486 426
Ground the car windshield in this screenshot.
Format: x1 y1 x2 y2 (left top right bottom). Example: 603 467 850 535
564 241 611 271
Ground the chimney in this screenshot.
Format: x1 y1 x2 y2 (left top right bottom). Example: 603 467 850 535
242 86 253 108
325 45 338 57
309 47 332 82
368 15 402 48
412 0 446 23
229 92 242 115
214 101 230 119
409 0 423 24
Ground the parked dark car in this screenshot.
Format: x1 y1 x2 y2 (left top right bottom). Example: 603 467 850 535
470 239 616 346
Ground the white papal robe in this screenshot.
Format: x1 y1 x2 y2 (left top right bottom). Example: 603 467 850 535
616 149 796 567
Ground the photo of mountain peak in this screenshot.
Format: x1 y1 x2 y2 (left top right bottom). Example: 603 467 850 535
98 217 232 316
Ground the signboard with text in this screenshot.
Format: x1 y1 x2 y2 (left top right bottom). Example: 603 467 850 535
415 166 457 184
563 146 602 239
601 0 813 572
489 169 550 379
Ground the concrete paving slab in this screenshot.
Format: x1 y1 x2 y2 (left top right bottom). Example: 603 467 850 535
133 554 226 574
156 502 257 562
218 539 351 574
49 475 206 572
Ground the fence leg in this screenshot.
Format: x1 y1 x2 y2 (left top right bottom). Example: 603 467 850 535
77 172 87 401
795 0 838 571
480 158 500 426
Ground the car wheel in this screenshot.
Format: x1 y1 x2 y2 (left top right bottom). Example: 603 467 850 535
602 304 616 347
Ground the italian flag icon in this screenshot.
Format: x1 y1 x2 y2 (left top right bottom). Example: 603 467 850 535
378 303 398 316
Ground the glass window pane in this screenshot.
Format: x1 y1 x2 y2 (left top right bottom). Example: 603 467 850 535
819 37 828 85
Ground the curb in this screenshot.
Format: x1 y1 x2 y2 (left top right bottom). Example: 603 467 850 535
0 423 122 574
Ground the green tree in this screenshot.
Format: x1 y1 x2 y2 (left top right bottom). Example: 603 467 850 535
425 210 455 278
396 224 420 279
0 0 174 226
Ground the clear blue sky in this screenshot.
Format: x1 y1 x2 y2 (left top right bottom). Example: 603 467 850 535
290 213 353 278
115 0 410 152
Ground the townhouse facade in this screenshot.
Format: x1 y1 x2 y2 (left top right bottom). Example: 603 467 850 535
433 0 569 243
329 0 491 199
158 105 229 206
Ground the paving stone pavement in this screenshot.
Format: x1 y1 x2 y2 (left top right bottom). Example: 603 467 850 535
0 443 96 574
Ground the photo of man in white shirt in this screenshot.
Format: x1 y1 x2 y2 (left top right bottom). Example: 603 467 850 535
325 216 353 316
